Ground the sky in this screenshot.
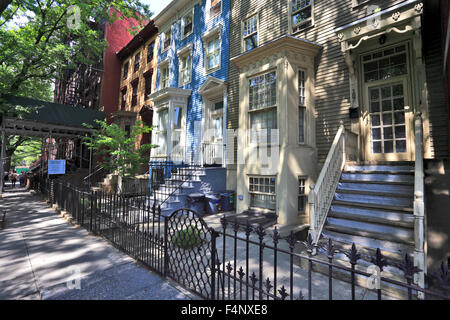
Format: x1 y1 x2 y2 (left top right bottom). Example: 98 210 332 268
144 0 173 18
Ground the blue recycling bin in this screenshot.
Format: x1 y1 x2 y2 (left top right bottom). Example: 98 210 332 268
205 193 220 215
187 193 205 215
220 190 235 212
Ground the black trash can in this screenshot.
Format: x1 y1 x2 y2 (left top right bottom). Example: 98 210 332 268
186 193 205 215
205 193 220 215
220 190 235 212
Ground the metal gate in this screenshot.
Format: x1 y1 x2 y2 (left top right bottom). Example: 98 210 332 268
164 208 218 299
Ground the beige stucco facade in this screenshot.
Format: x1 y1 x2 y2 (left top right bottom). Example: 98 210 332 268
232 36 321 226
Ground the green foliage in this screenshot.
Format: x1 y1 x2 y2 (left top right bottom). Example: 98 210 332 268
171 227 203 249
0 0 151 114
11 137 41 167
83 120 156 179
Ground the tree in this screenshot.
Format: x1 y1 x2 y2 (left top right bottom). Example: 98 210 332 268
0 0 151 100
83 119 155 183
10 137 41 167
0 0 151 173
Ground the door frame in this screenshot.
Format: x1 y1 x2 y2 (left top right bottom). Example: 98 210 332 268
358 40 416 162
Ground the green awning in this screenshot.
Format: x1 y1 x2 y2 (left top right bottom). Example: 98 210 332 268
1 95 105 128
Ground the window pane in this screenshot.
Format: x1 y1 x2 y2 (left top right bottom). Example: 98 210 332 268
249 71 276 110
299 106 305 143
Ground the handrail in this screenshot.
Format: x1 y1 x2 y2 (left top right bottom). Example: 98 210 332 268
413 112 426 299
308 122 346 245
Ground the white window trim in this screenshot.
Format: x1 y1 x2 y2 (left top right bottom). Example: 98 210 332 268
288 0 315 35
248 175 277 212
241 12 259 53
202 25 222 75
206 0 222 22
181 8 194 40
297 175 308 215
298 69 308 145
154 105 169 156
158 58 170 90
160 27 172 53
177 44 193 86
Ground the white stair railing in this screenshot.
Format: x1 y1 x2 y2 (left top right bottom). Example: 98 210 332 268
308 122 346 245
413 112 426 299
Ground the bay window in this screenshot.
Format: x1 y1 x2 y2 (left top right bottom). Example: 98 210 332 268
298 70 306 143
249 71 277 144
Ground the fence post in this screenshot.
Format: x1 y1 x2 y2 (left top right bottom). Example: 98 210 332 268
163 215 169 278
89 191 94 232
210 229 218 300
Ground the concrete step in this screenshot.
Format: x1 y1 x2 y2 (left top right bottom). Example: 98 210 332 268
324 217 414 245
337 182 413 197
341 173 414 185
334 192 413 209
329 204 414 229
344 164 414 174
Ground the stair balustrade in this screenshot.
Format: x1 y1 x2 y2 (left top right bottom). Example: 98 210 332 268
413 112 426 298
308 122 347 245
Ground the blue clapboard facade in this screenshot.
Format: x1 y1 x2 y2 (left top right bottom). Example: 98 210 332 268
150 0 230 166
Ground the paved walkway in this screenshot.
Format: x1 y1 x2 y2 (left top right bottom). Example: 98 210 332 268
0 187 194 300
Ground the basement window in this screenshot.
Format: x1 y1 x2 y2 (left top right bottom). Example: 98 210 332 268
298 177 307 214
249 176 276 211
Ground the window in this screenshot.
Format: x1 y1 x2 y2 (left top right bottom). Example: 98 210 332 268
162 30 171 52
249 71 277 144
147 42 155 63
298 177 307 214
123 62 129 79
160 65 169 89
121 88 127 110
298 70 306 143
291 0 313 33
210 0 221 18
181 11 193 38
179 52 192 85
125 125 131 137
363 45 407 83
249 71 276 110
214 101 223 110
249 176 276 211
157 108 169 155
243 14 258 52
131 81 138 107
134 52 141 73
144 71 152 99
173 106 183 130
205 35 220 72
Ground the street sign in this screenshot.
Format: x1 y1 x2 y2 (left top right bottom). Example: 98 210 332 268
48 160 66 175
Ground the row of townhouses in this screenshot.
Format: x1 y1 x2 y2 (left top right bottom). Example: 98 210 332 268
60 0 449 274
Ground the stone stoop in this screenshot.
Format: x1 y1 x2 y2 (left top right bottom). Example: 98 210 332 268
307 162 417 299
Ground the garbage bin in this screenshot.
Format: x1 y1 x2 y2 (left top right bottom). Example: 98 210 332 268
220 190 235 212
205 193 220 215
186 193 205 215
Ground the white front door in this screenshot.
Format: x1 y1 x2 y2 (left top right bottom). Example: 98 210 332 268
360 43 414 162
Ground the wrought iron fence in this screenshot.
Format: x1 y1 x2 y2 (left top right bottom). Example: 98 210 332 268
36 178 449 301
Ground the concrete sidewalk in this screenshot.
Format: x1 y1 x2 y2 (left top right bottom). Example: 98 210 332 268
0 188 194 300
